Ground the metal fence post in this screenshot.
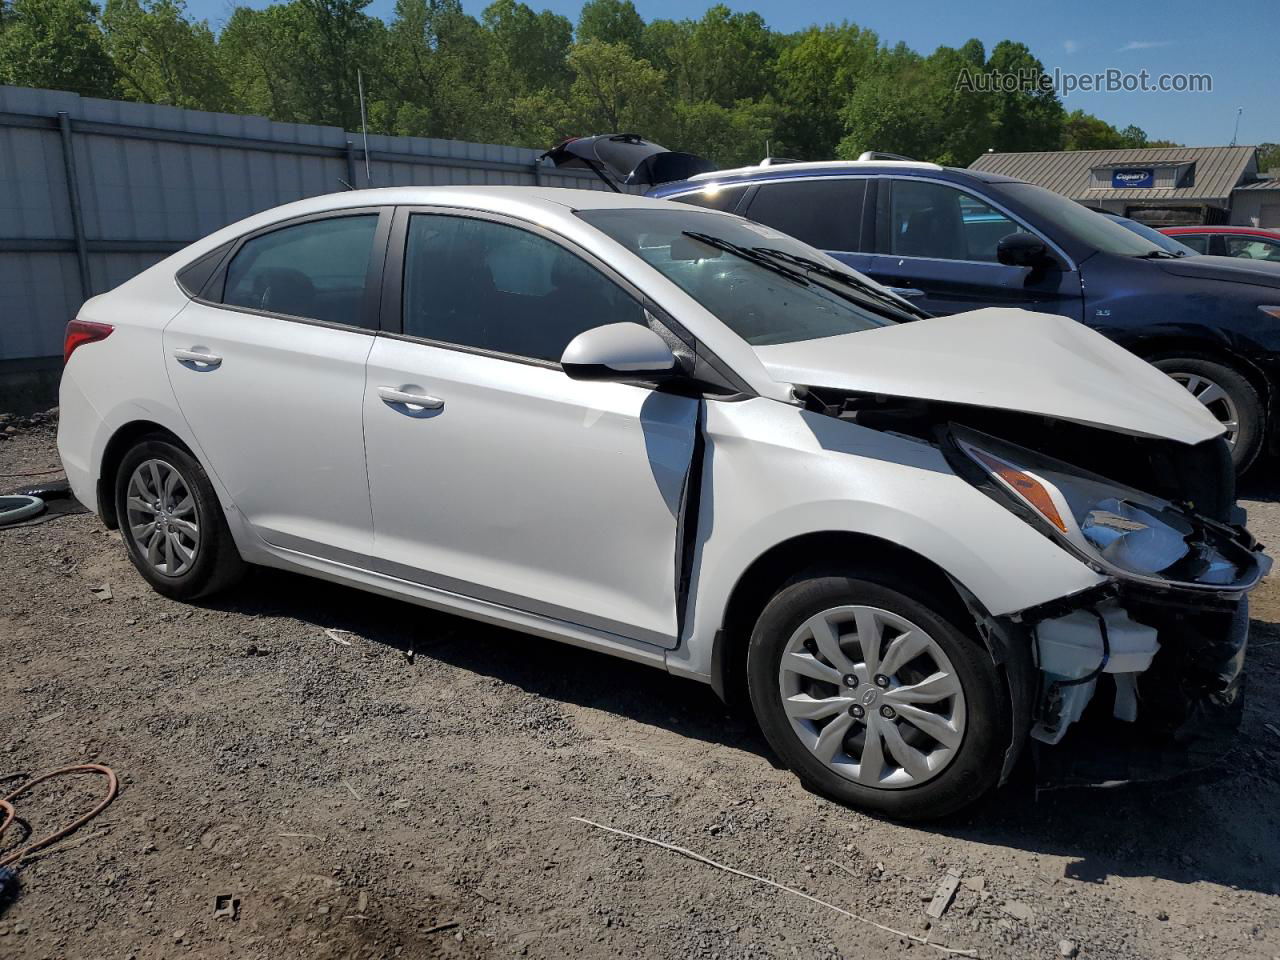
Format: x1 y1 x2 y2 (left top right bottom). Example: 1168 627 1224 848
57 111 92 301
346 141 358 190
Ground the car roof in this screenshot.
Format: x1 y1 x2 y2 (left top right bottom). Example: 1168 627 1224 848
649 160 1026 196
1162 225 1280 238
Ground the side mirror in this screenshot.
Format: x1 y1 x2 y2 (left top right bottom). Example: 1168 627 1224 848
561 323 679 382
996 231 1053 269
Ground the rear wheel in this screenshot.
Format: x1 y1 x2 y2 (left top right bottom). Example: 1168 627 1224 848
1150 356 1262 473
747 571 1008 820
114 438 245 600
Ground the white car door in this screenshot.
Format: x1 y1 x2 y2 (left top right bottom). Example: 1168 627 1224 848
163 209 389 563
363 210 700 647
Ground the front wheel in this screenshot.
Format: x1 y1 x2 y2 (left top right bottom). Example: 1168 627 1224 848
1150 356 1263 474
747 572 1008 820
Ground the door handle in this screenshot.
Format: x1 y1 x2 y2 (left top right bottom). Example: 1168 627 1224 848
886 287 925 299
377 386 444 410
173 348 222 368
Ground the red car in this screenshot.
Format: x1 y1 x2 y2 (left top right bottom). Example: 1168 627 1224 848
1161 226 1280 262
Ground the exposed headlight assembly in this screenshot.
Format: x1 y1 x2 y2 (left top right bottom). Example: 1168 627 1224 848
949 425 1268 595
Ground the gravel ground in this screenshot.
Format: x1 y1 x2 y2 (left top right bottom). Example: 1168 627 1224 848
2 416 1280 960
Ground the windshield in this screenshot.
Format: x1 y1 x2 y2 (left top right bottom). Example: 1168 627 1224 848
1000 182 1172 258
1104 213 1198 256
578 208 902 346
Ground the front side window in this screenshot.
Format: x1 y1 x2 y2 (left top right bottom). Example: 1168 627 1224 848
223 215 379 326
744 179 866 252
402 214 647 363
888 180 1026 263
1178 234 1210 254
578 207 904 346
1225 236 1280 261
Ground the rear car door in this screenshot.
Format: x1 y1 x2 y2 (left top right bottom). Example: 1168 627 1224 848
865 178 1084 321
736 177 877 273
362 208 700 647
163 209 389 563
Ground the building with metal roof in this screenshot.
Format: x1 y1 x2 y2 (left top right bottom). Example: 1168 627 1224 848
970 146 1280 228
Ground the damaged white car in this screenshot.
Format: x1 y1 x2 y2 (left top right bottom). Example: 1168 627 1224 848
58 188 1269 819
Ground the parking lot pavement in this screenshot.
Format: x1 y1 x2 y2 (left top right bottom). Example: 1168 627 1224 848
3 419 1280 960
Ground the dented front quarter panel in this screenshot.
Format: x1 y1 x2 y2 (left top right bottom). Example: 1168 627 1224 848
665 396 1108 682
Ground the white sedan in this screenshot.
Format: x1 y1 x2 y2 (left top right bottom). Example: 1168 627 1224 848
58 187 1268 818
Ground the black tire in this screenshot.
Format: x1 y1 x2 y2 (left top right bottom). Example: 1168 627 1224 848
1150 355 1263 474
114 437 245 600
746 571 1008 821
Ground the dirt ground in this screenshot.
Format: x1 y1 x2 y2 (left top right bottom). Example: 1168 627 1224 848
2 416 1279 960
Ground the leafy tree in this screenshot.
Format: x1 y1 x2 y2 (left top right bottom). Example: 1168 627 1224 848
1257 143 1280 174
839 41 993 166
640 6 775 112
774 22 879 159
666 98 776 167
516 39 666 143
482 0 571 95
984 40 1063 154
1062 109 1126 150
103 0 228 110
575 0 643 53
0 0 119 97
373 0 508 141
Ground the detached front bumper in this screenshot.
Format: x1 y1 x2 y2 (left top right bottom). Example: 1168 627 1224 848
1031 591 1250 787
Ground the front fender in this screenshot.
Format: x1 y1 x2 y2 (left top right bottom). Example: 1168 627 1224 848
666 398 1105 682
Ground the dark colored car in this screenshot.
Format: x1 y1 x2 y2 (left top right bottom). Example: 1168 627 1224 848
558 146 1279 472
1161 226 1280 262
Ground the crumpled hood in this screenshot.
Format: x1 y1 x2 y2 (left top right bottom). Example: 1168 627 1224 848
1156 254 1280 289
753 308 1224 444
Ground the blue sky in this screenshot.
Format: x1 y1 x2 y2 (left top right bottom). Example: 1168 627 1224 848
190 0 1278 149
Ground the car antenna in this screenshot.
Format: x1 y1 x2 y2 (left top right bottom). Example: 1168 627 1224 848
358 68 373 187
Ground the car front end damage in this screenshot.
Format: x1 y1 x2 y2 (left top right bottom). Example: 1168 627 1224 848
799 385 1271 788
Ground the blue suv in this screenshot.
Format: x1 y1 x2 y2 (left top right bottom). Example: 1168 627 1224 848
541 135 1280 471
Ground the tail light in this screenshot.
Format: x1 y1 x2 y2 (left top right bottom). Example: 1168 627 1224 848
64 319 114 364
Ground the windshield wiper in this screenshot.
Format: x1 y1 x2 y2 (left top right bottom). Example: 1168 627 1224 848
680 232 815 288
750 247 929 319
1135 249 1179 260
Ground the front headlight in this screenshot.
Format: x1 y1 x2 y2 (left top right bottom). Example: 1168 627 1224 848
950 426 1263 593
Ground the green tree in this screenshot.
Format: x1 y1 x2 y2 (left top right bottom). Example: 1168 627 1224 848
102 0 228 110
575 0 643 53
0 0 119 97
377 0 506 140
482 0 572 95
1062 109 1126 150
219 0 383 129
1257 143 1280 174
666 98 776 166
839 41 993 166
640 6 775 110
984 40 1063 153
515 39 667 143
774 22 879 159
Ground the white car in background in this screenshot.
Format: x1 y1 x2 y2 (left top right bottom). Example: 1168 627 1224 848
58 187 1268 819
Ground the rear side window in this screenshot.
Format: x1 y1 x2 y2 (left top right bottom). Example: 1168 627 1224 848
222 215 379 327
744 179 866 251
402 214 647 363
887 180 1026 263
1178 234 1210 254
670 185 748 213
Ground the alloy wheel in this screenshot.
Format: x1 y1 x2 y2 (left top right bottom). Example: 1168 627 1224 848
777 605 966 790
125 459 200 577
1170 372 1240 448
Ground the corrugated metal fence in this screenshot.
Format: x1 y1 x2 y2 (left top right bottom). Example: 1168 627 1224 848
0 84 612 368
